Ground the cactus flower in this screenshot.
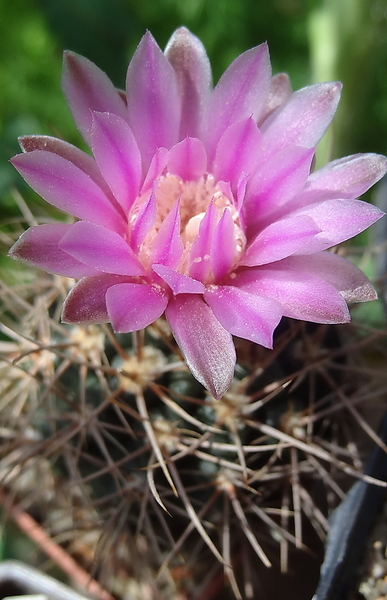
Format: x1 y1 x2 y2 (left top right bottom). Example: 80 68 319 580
9 28 387 398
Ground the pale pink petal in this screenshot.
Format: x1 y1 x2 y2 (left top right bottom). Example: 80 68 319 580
129 188 157 251
204 285 282 347
165 27 212 138
62 274 130 324
126 32 181 170
150 200 183 267
168 137 207 181
189 203 218 281
211 209 236 281
91 112 142 212
60 221 145 276
244 146 315 235
8 224 99 278
234 266 350 324
204 43 271 163
152 264 205 294
258 73 292 125
106 283 169 332
213 118 262 190
276 253 377 303
261 82 342 157
305 153 387 198
241 215 321 266
11 151 124 234
166 294 235 398
141 147 169 194
62 51 128 145
290 199 384 253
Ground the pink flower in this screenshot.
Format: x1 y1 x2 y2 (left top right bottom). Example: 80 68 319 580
9 28 387 398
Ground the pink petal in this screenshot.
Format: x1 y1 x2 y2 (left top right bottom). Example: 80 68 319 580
189 203 218 281
106 283 169 332
126 32 181 170
61 274 130 324
165 27 212 138
60 221 145 276
91 112 142 212
305 153 387 198
276 253 377 303
129 188 157 251
62 51 128 146
168 137 207 181
11 151 124 234
234 266 350 324
244 146 315 234
211 209 236 281
166 294 236 398
8 224 100 278
261 82 342 157
141 147 169 194
213 118 262 190
204 43 271 164
290 198 384 253
258 73 293 125
241 215 321 266
152 264 205 294
204 285 282 347
150 200 183 267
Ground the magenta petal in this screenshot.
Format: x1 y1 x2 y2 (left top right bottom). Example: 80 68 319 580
291 198 384 253
204 285 282 347
259 73 293 125
62 51 128 146
165 27 212 138
204 43 271 163
8 224 99 278
261 82 342 157
141 147 169 194
60 221 145 276
168 137 207 181
234 267 350 324
276 254 377 303
129 188 157 251
150 200 183 267
166 294 236 398
241 215 321 266
91 112 142 212
126 32 181 170
213 118 262 190
106 283 168 332
11 151 124 234
152 264 205 294
61 274 130 324
189 203 218 281
211 209 236 281
305 153 387 198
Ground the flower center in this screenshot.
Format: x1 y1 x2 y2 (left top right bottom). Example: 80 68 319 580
129 173 246 283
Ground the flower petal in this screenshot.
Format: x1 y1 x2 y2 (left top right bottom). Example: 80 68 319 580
305 153 387 198
126 31 181 170
204 43 271 163
291 199 384 253
60 221 145 276
106 283 168 332
152 264 205 294
91 112 142 212
141 147 169 194
277 253 377 303
8 224 99 277
11 151 124 233
261 82 342 157
241 215 321 266
151 200 183 267
211 209 236 281
168 137 207 181
204 285 282 347
213 118 262 190
234 266 350 324
129 188 157 251
258 73 292 125
166 294 236 398
165 27 212 138
62 274 130 324
62 51 128 145
189 203 218 281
